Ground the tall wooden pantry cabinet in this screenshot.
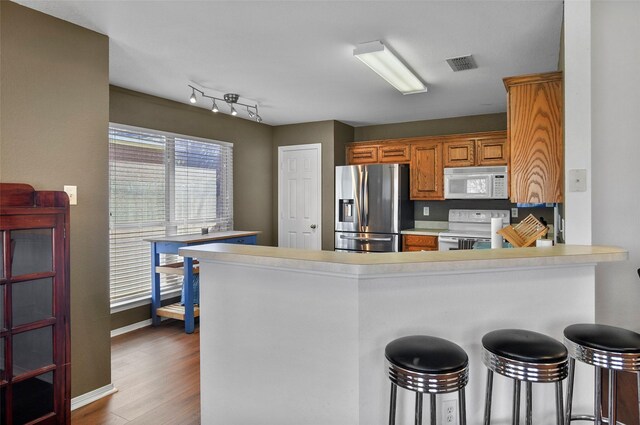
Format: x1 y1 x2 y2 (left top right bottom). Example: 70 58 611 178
0 183 70 425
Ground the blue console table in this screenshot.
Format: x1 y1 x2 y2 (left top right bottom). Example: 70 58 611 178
145 231 259 333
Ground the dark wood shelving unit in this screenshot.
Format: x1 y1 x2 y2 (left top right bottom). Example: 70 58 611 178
1 183 70 424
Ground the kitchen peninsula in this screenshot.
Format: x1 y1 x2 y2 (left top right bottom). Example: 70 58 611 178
180 244 626 425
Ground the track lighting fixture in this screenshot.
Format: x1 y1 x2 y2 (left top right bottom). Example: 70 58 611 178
187 85 263 122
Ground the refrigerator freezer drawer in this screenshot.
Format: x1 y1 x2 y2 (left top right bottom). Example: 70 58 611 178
335 232 400 253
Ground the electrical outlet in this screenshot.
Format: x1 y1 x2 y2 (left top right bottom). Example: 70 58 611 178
423 207 430 216
441 399 457 424
511 207 518 218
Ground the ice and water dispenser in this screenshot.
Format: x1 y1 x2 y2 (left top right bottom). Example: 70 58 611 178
338 199 355 223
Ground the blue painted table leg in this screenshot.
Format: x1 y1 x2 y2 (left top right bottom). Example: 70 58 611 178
151 243 161 326
184 256 195 334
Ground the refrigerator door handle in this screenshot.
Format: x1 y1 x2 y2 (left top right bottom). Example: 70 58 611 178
362 168 369 226
339 235 392 242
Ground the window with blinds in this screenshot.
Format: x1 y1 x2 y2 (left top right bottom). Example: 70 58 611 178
108 124 233 307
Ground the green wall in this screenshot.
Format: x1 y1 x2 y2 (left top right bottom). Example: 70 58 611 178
0 2 111 398
354 113 507 141
272 121 347 250
110 86 274 247
109 87 274 329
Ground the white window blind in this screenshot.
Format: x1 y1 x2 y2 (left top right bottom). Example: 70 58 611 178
108 124 233 306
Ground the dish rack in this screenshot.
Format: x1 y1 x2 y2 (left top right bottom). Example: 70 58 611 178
497 214 548 247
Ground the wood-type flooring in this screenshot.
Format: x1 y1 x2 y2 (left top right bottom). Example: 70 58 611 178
71 320 200 425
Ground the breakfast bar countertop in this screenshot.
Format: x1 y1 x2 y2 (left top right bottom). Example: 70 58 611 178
180 243 627 276
190 242 627 425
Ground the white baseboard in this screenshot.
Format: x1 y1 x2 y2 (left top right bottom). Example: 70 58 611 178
110 317 170 338
71 383 118 410
110 319 153 337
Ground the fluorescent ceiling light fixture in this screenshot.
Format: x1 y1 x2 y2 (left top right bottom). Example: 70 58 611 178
354 40 427 95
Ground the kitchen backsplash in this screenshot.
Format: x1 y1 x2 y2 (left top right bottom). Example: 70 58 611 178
414 200 556 226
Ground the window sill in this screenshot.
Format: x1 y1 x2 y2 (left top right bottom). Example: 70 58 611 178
110 288 182 314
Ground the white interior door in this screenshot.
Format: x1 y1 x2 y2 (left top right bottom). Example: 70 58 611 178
278 144 322 250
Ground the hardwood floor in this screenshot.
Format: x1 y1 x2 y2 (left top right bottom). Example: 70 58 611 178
71 320 200 425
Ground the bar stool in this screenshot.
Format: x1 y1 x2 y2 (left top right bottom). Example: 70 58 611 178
385 335 469 425
482 329 568 425
564 323 640 425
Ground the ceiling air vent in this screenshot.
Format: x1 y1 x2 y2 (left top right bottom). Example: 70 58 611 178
446 55 477 72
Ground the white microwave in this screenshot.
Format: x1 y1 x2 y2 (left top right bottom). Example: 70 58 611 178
444 166 508 199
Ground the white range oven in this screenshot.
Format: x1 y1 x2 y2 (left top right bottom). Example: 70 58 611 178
438 209 510 251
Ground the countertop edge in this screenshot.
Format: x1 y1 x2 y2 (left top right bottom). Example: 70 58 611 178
180 245 628 277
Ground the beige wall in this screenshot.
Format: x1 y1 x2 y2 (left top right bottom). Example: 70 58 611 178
0 2 111 397
110 86 274 247
354 113 507 141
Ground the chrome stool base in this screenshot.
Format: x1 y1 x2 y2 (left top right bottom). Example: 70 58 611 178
564 324 640 425
386 335 469 425
481 329 569 425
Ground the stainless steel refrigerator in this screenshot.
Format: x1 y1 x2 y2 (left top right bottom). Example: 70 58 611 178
335 164 413 252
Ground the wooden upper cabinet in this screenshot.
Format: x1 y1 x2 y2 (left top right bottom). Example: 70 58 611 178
443 139 475 167
476 138 508 166
443 135 508 168
410 141 443 200
346 144 379 165
346 142 410 165
504 71 563 203
379 143 411 163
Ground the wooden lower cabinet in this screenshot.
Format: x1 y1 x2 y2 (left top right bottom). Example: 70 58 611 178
410 141 443 200
602 370 639 425
402 234 438 251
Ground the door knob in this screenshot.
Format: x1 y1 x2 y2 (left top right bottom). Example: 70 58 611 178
310 224 317 229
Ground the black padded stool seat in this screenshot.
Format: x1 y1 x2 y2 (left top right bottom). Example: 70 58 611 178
563 323 640 425
564 323 640 354
385 335 469 425
385 335 468 374
481 329 568 425
483 329 568 364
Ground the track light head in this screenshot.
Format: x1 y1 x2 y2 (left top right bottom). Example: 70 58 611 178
188 86 263 122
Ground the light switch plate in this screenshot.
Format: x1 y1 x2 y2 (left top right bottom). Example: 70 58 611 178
568 169 587 192
423 207 430 216
511 208 518 218
63 185 77 205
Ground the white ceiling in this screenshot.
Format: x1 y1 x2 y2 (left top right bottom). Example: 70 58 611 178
15 0 563 127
